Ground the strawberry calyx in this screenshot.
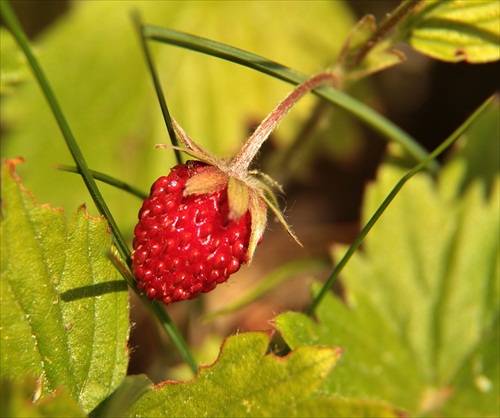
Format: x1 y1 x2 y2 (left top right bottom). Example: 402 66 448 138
157 125 299 263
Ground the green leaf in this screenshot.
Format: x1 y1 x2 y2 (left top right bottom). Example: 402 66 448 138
1 378 86 418
275 110 499 415
0 158 130 414
129 332 330 417
404 0 500 63
127 332 401 417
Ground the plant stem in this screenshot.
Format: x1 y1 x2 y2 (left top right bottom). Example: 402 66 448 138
151 304 199 374
229 72 337 174
306 94 495 315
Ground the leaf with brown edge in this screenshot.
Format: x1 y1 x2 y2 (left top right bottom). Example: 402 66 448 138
126 331 399 417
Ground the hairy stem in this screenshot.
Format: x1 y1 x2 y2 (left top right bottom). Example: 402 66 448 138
229 72 337 175
145 24 436 169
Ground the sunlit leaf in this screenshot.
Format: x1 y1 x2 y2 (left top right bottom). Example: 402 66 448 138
127 332 401 417
0 158 130 413
404 0 500 63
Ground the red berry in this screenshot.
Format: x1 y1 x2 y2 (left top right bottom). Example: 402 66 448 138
132 161 254 304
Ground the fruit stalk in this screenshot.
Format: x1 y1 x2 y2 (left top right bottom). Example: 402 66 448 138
229 72 336 175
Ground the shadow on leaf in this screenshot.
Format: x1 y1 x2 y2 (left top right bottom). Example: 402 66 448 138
60 281 128 302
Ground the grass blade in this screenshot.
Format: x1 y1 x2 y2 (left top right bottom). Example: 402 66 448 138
133 12 183 165
57 165 148 200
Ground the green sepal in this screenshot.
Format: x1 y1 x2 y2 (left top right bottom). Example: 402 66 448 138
184 166 228 196
227 176 250 219
246 188 268 263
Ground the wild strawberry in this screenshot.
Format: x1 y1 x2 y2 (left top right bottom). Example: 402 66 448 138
132 73 334 304
132 161 257 304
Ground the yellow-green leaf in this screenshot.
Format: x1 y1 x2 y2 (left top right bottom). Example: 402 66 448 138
405 0 500 63
275 100 499 416
127 332 401 417
128 332 340 417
